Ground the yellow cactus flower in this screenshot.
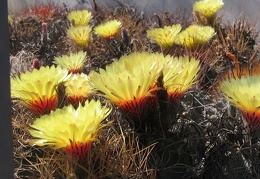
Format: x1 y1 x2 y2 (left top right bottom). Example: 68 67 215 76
29 100 111 158
89 52 163 119
11 66 68 116
162 56 200 100
110 51 165 74
94 20 122 39
220 75 260 129
193 0 224 22
64 73 93 106
67 25 92 47
175 25 215 49
67 10 92 26
147 24 182 48
53 51 87 74
8 15 13 25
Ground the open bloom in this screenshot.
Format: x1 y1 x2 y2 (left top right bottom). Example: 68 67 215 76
175 25 215 49
67 10 92 26
94 20 122 39
53 51 87 74
193 0 224 22
89 52 163 119
11 66 68 116
67 25 92 47
29 100 111 159
147 24 181 48
162 56 200 100
220 75 260 129
64 73 93 107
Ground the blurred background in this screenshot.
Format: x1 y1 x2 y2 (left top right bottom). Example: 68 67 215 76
8 0 260 28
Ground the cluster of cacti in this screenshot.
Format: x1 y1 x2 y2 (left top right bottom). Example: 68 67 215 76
10 0 260 178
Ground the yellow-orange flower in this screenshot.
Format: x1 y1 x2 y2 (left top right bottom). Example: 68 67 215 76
53 51 87 74
29 100 111 158
147 24 181 48
64 73 93 106
67 25 92 47
162 56 200 100
220 75 260 129
89 52 163 119
67 10 92 26
94 20 122 39
193 0 224 21
175 25 215 49
11 66 68 116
